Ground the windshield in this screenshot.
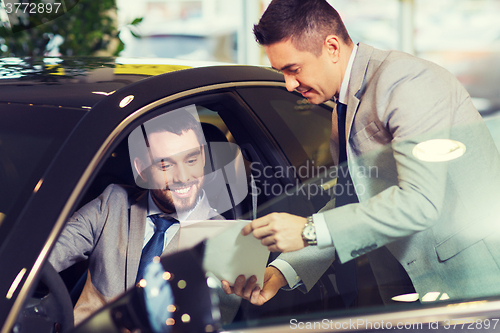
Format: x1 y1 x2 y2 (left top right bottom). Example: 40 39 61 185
0 104 83 239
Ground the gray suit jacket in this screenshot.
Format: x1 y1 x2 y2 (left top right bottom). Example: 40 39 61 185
49 184 234 325
281 43 500 302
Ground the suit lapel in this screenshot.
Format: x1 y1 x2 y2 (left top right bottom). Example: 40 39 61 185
126 191 148 289
345 43 374 147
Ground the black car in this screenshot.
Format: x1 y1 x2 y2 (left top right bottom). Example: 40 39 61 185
2 57 500 333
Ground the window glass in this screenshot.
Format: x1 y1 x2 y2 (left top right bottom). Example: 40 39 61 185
270 99 333 168
0 132 53 217
129 104 248 219
50 91 338 332
0 105 82 235
48 100 251 329
237 87 334 182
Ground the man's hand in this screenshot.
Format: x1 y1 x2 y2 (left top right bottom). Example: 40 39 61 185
221 266 287 306
242 212 307 252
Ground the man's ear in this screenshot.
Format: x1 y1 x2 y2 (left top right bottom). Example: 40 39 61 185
134 157 148 182
324 35 341 62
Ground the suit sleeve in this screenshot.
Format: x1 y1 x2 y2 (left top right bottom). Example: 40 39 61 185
48 184 124 272
276 244 336 292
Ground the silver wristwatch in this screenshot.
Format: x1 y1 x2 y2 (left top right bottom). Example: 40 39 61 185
301 216 317 245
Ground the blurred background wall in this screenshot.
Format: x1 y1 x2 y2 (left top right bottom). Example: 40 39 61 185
2 0 500 129
114 0 500 115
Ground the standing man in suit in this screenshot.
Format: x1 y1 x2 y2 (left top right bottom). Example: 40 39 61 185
49 108 233 325
223 0 500 307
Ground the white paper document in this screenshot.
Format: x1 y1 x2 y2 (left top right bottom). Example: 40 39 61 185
178 220 269 287
177 220 236 251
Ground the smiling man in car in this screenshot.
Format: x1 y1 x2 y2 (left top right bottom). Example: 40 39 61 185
49 107 230 325
224 0 500 309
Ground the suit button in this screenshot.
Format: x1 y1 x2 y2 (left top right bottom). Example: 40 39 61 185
351 250 359 257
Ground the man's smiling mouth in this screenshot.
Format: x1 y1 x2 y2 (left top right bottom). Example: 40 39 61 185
298 88 312 96
168 182 198 198
173 187 191 194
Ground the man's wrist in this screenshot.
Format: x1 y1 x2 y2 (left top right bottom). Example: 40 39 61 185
267 265 287 288
269 260 301 289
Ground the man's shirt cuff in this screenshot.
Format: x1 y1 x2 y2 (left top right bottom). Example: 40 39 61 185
313 213 334 248
269 259 303 290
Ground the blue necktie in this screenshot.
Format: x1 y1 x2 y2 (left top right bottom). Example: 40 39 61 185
136 214 177 283
333 101 358 307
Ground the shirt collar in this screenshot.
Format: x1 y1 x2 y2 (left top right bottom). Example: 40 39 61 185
338 43 358 105
147 190 203 221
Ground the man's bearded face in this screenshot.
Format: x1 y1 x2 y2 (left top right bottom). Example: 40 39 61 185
137 129 205 214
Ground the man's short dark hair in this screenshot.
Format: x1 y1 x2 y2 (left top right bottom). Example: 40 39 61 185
143 109 205 147
253 0 352 56
128 107 206 168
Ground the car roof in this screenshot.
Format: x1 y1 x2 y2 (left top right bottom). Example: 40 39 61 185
0 57 281 109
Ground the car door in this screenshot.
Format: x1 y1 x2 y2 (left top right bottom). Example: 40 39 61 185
1 65 337 333
58 86 337 328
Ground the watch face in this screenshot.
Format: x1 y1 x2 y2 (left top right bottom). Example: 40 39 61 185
303 225 316 240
